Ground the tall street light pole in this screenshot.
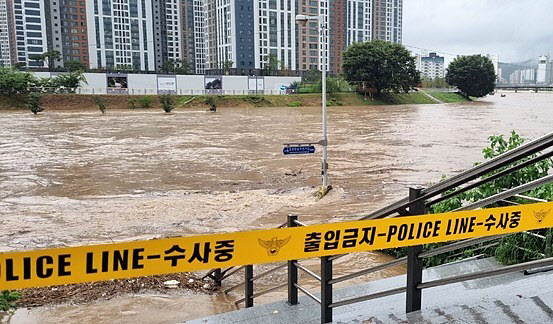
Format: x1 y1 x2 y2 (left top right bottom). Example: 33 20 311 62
296 13 330 196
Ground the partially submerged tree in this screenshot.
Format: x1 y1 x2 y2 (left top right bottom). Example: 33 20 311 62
96 97 106 114
27 92 44 114
205 96 217 112
159 94 175 113
342 40 420 94
446 55 496 98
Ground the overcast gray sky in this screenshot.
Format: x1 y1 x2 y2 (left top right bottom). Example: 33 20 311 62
403 0 553 63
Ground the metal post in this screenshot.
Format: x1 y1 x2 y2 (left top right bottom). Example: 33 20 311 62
406 186 425 313
213 268 222 286
287 214 298 305
319 14 329 194
321 255 332 323
244 265 254 308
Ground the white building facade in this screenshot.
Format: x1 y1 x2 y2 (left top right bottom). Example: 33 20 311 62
537 55 552 84
12 0 48 67
86 0 156 71
0 0 13 67
420 52 444 79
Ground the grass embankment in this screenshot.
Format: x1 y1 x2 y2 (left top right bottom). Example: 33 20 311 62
428 92 471 103
0 92 469 111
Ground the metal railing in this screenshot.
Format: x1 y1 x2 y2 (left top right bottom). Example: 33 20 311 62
205 131 553 323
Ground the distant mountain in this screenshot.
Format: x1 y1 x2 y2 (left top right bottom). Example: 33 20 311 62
499 59 539 79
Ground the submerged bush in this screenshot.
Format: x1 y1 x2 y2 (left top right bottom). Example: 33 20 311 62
27 92 43 114
205 96 217 112
159 94 175 113
96 97 106 114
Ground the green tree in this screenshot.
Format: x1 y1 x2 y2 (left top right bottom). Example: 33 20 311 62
43 71 87 92
160 60 175 73
222 60 233 75
28 54 45 70
0 68 38 94
342 40 420 94
303 69 321 83
27 92 44 114
446 55 496 98
263 55 280 76
174 60 189 74
64 60 87 72
44 51 61 71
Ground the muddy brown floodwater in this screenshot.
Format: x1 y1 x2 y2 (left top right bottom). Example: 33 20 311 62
1 92 552 323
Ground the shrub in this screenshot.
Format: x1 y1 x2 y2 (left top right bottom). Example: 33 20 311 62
138 96 153 108
159 94 175 113
27 92 43 114
205 96 217 111
0 290 21 313
242 95 271 107
287 101 302 107
128 97 137 109
96 97 106 114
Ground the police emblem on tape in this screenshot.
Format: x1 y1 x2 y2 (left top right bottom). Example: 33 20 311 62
258 236 291 256
534 209 551 223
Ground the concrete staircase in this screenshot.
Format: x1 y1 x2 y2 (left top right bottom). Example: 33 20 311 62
186 257 553 323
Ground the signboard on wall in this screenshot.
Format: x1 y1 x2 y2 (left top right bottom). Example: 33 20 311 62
248 76 264 91
157 77 177 91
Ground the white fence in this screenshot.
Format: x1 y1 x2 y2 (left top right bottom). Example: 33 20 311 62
29 87 289 96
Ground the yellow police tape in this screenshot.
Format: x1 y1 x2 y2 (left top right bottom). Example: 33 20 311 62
1 201 552 290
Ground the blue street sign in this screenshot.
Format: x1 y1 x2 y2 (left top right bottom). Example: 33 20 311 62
283 145 316 155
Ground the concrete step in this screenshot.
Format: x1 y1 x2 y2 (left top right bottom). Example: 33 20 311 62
186 257 553 324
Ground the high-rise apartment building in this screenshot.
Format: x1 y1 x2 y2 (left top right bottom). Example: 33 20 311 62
12 0 48 67
1 0 403 73
420 52 444 79
86 0 156 71
372 0 401 43
152 0 182 70
49 0 90 68
297 0 373 75
0 0 15 67
256 0 296 70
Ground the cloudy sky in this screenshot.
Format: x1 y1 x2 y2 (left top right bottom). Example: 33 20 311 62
403 0 553 64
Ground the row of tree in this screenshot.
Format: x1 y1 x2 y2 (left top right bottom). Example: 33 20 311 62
341 40 496 98
0 68 86 95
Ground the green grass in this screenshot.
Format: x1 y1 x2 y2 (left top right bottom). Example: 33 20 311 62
429 92 471 103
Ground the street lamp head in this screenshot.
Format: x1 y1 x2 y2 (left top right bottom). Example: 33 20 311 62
295 14 308 26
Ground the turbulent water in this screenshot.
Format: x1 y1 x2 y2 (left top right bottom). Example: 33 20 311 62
1 92 552 323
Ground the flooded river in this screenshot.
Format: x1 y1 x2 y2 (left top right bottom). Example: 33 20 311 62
1 92 552 323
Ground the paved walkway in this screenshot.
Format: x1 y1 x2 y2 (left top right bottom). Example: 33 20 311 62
416 88 444 104
186 257 553 323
